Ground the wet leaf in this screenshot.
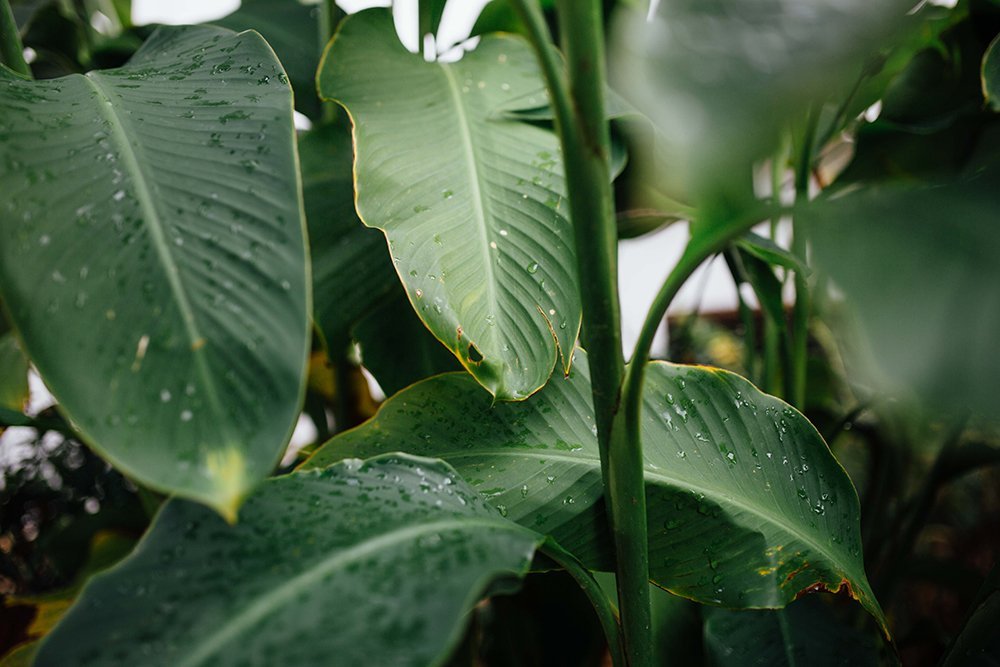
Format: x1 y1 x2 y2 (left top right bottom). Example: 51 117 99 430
305 350 884 628
35 456 544 667
0 26 310 518
317 9 581 401
211 0 323 119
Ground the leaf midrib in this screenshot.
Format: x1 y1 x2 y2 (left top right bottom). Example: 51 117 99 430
438 62 500 355
432 446 857 579
176 516 524 667
81 72 235 475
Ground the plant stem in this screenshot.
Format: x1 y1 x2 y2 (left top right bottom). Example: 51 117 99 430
0 0 30 78
789 108 818 408
509 1 651 663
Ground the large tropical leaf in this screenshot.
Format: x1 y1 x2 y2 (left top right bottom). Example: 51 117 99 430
35 456 544 667
211 0 323 119
0 26 310 518
317 9 581 401
305 350 884 628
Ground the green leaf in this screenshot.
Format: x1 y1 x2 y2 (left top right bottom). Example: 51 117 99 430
736 232 808 277
355 290 463 396
982 34 1000 111
317 9 581 401
807 170 1000 416
35 456 544 667
703 597 881 666
612 0 912 204
305 350 884 627
941 563 1000 667
0 26 310 518
211 0 322 119
299 120 399 347
0 333 29 411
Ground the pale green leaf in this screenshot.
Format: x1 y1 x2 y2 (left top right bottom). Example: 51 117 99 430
317 9 581 401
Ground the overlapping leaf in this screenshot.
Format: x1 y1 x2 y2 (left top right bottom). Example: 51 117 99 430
0 26 310 517
35 456 543 667
318 9 581 401
305 351 884 627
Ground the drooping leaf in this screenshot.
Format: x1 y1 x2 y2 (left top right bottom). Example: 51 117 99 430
985 35 1000 111
611 0 912 205
35 456 544 667
0 333 29 411
211 0 323 119
0 26 310 518
318 9 581 401
703 596 881 666
299 120 399 348
305 350 884 627
807 169 1000 416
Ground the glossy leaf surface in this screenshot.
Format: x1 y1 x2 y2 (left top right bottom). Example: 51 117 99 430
0 26 310 517
318 9 581 400
306 351 883 625
35 456 542 667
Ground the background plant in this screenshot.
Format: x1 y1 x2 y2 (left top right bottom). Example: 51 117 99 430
0 0 998 665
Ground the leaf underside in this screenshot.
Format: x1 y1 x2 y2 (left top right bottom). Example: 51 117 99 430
318 9 581 401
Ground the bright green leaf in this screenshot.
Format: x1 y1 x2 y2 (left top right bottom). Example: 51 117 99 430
35 456 543 667
0 26 310 518
305 350 884 628
317 9 581 401
0 333 29 411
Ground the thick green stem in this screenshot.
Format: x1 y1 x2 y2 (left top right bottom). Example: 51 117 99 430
509 1 651 664
789 109 818 408
0 0 30 78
